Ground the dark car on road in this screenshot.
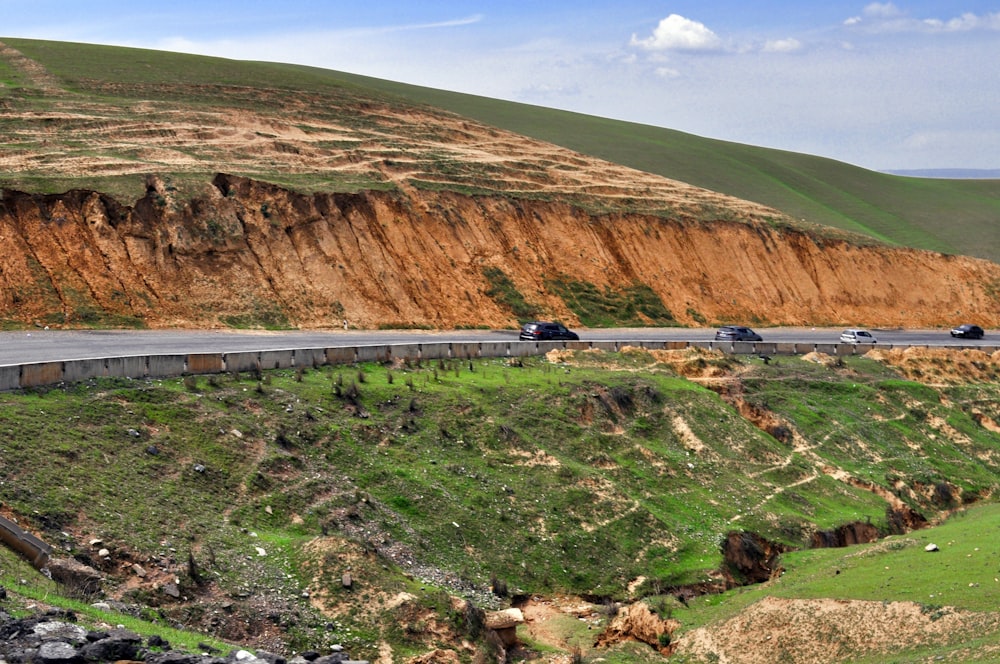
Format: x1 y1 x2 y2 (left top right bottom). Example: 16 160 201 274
951 323 984 339
519 321 579 341
714 326 762 342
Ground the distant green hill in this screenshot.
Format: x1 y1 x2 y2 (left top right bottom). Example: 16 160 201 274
328 72 1000 263
316 74 1000 261
3 37 1000 263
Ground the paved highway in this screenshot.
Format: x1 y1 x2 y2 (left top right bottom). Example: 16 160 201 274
0 326 991 366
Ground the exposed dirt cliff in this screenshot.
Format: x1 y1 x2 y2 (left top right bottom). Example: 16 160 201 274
1 173 998 330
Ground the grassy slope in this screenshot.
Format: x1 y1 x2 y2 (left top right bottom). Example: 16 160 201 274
317 72 1000 263
671 502 1000 661
3 351 1000 660
4 38 1000 261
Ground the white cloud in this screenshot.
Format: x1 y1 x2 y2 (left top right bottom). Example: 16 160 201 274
630 14 721 51
762 38 802 53
845 5 1000 34
863 3 903 19
655 66 682 79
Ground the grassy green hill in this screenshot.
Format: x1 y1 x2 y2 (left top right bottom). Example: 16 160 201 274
335 73 1000 262
3 37 1000 262
4 348 1000 660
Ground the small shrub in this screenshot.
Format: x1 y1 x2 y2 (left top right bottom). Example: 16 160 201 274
490 572 508 598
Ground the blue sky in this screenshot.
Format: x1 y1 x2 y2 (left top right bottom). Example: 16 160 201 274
2 1 999 171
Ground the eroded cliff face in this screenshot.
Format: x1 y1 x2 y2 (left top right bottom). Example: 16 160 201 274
1 173 998 330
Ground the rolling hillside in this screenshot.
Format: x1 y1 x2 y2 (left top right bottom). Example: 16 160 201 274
345 73 1000 263
2 38 1000 331
5 348 1000 662
7 38 1000 664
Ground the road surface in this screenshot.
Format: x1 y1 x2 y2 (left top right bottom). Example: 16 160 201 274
0 326 989 366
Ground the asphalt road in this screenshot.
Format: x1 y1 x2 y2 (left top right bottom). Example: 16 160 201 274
0 326 991 366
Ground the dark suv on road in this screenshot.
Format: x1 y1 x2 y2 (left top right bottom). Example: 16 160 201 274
951 323 984 339
519 321 579 341
714 326 762 342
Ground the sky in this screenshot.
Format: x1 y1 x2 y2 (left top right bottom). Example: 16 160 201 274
2 1 999 172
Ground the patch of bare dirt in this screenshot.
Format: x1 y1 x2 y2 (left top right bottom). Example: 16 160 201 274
673 596 1000 664
867 347 1000 385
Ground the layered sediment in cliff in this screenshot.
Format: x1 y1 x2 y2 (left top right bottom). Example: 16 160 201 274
1 173 997 330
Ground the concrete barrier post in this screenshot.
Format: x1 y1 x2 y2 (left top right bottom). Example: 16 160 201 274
20 362 64 388
105 356 148 379
0 365 21 391
293 348 327 368
259 350 294 370
147 355 187 378
62 358 108 383
356 345 392 363
224 351 261 373
186 353 224 375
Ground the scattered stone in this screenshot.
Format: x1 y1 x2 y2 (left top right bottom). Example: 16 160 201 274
162 582 181 598
925 543 940 552
341 572 352 589
131 564 147 577
37 640 82 664
45 558 103 595
33 621 88 644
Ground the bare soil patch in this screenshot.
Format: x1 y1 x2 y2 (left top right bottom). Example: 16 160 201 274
674 596 1000 664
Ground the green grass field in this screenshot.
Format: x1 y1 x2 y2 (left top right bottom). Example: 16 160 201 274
1 350 1000 660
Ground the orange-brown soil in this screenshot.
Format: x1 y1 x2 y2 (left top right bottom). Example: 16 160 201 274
2 174 999 330
2 39 999 330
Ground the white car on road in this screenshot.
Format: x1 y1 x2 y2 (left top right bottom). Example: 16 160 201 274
840 329 877 344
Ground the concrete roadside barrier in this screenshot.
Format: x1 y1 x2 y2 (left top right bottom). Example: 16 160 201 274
393 344 422 364
478 342 510 358
356 345 391 362
0 514 51 569
417 343 450 360
147 355 187 378
0 365 20 391
508 341 537 357
294 348 327 368
259 350 294 370
449 342 480 359
20 362 64 388
186 353 224 374
105 356 148 379
224 351 260 373
325 347 356 364
63 358 107 383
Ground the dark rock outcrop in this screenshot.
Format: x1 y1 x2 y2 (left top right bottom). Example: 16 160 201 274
0 605 368 664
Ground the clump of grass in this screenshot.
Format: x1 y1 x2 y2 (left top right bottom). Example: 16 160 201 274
547 276 675 327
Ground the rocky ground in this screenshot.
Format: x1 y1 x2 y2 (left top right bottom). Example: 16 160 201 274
0 599 367 664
